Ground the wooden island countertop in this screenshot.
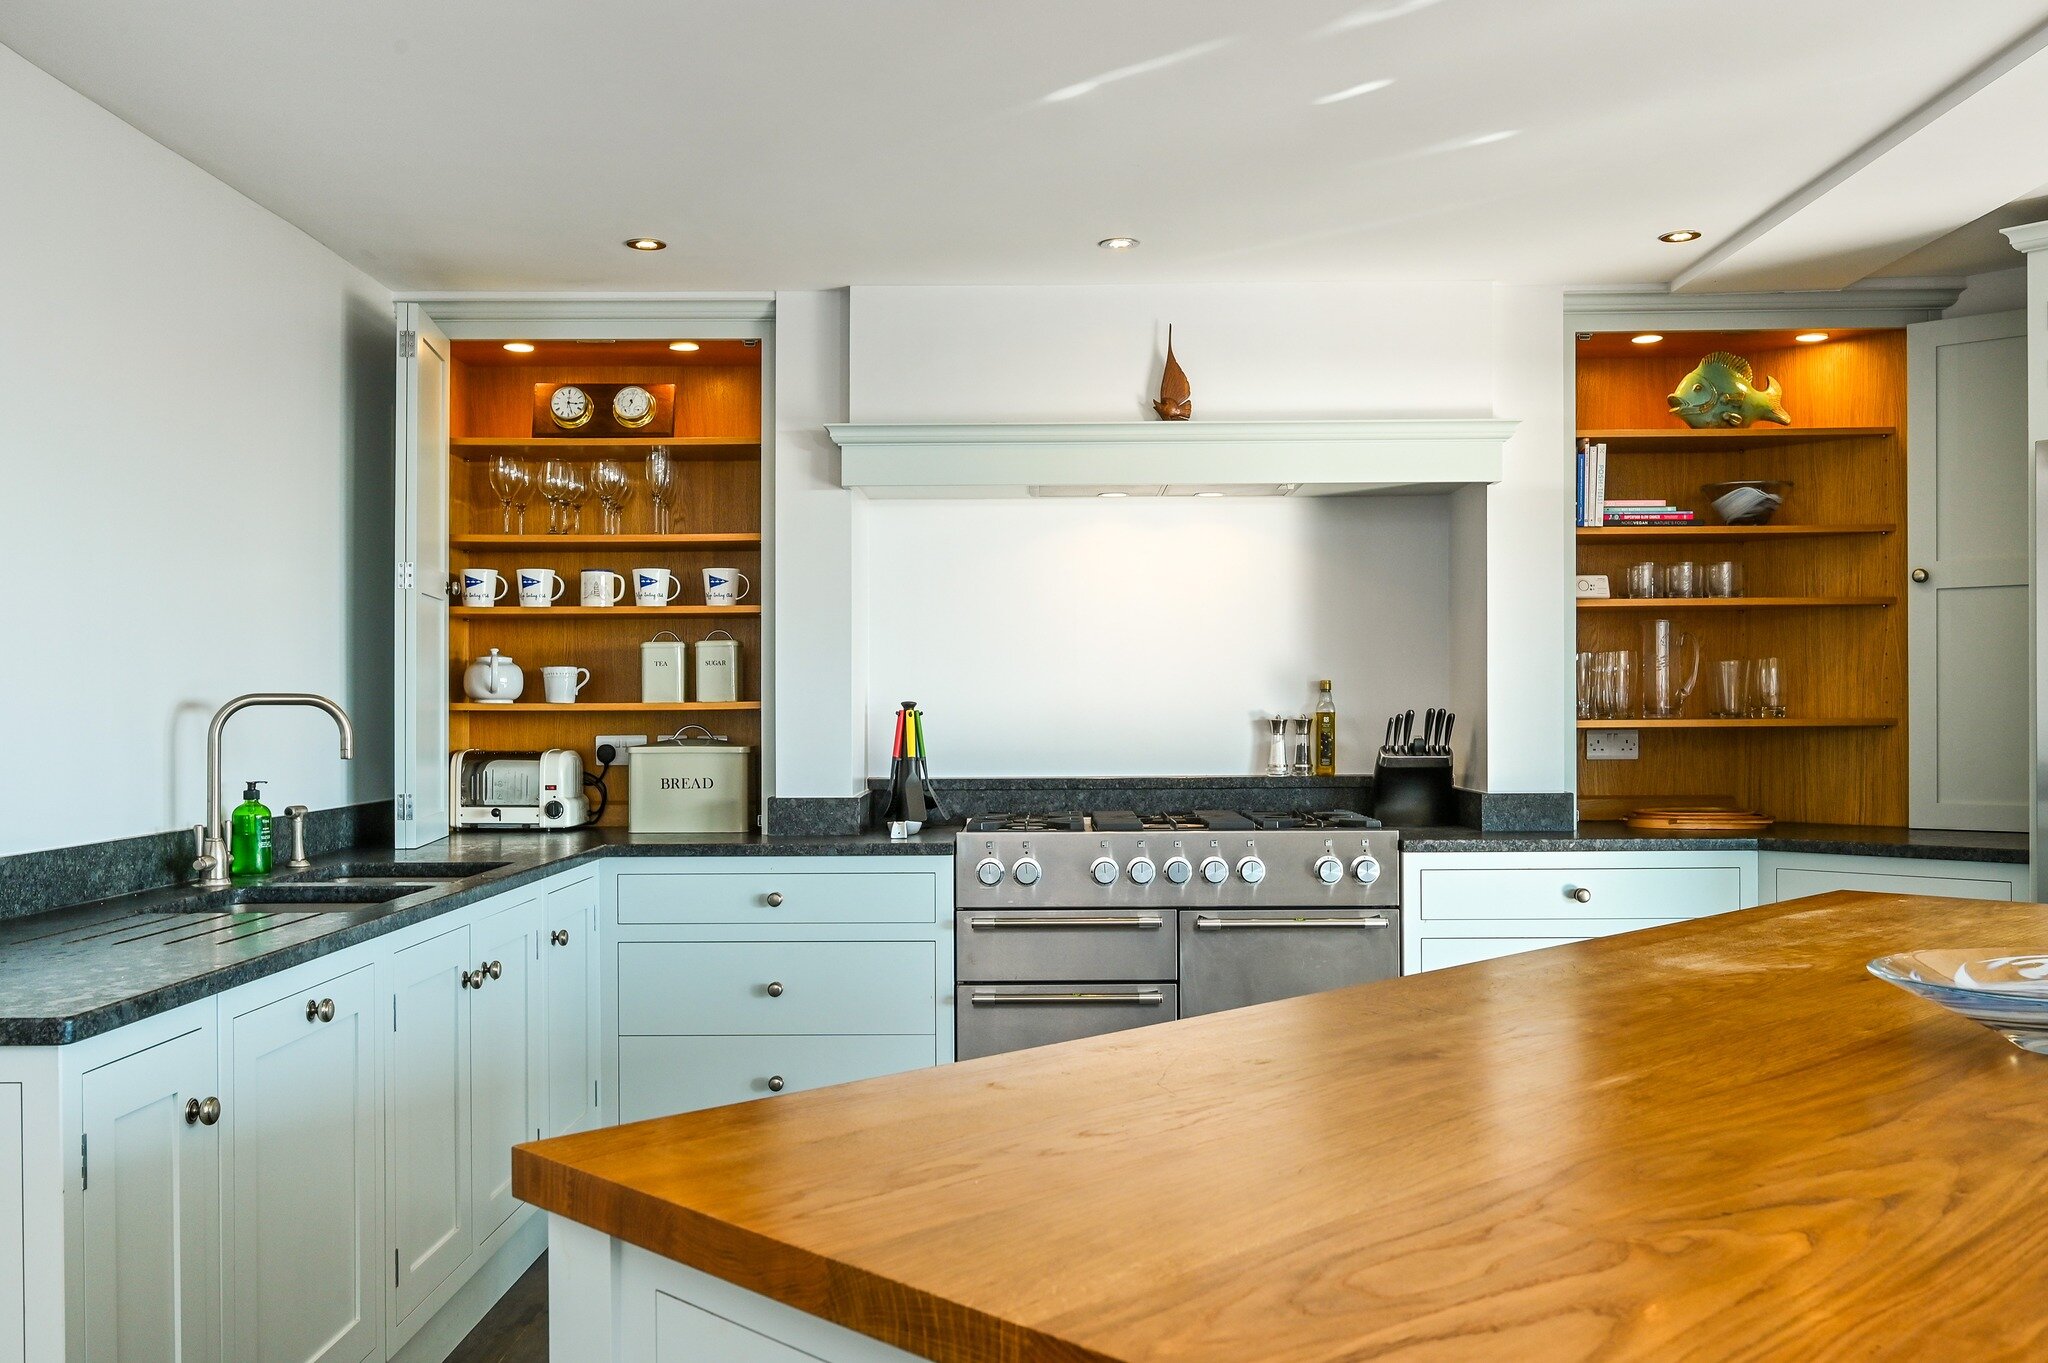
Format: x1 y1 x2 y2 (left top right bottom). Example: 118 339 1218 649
514 892 2048 1362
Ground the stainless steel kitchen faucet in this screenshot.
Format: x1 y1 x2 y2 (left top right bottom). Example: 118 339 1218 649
191 693 354 888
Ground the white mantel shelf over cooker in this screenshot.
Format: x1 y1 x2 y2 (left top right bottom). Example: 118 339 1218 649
827 418 1516 498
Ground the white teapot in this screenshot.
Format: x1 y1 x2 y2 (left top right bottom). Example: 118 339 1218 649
463 649 524 704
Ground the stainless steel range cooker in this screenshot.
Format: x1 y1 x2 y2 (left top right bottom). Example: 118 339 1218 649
954 809 1400 1059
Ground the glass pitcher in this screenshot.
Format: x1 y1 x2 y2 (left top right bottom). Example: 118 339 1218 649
1641 618 1700 719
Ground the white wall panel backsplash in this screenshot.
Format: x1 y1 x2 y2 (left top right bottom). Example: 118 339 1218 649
0 44 393 855
863 495 1450 776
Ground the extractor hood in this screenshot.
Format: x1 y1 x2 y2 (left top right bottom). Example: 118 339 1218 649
827 419 1516 498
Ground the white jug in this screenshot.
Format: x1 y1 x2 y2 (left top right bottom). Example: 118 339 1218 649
463 649 524 704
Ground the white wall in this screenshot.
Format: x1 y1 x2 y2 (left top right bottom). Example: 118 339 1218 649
844 284 1572 787
0 43 394 855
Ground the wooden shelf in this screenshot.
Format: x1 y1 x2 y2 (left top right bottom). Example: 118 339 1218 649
452 533 761 550
452 701 760 713
1577 426 1895 452
1577 596 1895 611
1576 718 1896 730
452 436 758 461
450 606 760 618
1577 524 1894 543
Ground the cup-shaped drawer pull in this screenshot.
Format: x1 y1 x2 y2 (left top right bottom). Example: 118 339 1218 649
1191 916 1389 931
1566 886 1593 903
766 1075 786 1092
765 981 785 997
968 990 1165 1006
967 915 1164 930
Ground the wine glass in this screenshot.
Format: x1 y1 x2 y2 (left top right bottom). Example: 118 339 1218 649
541 459 583 535
645 447 682 533
557 462 591 532
593 459 635 535
488 455 531 534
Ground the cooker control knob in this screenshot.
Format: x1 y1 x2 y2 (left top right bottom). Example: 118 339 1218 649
1011 857 1042 886
1315 855 1344 885
976 857 1006 887
1091 857 1119 886
1162 855 1193 885
1127 857 1157 885
1238 856 1266 885
1200 856 1230 884
1352 855 1382 886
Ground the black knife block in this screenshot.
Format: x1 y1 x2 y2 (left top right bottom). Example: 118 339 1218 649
1371 754 1456 827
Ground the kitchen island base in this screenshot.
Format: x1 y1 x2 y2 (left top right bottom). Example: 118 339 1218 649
550 1217 928 1362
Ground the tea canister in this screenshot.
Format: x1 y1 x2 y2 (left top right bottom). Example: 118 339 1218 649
693 630 741 704
628 727 753 833
640 630 687 703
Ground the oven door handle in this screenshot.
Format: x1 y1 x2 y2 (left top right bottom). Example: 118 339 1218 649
967 990 1167 1006
966 915 1164 930
1191 915 1391 931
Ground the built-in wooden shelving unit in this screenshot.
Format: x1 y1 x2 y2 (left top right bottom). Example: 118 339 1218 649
1573 327 1908 826
446 339 765 827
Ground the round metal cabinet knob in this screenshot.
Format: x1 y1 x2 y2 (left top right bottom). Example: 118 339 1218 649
1567 886 1593 903
765 892 785 907
305 997 335 1023
1012 857 1043 886
767 1075 786 1092
766 981 785 997
461 969 480 989
1911 568 1930 584
186 1097 221 1126
485 959 503 980
551 929 570 946
976 858 1005 887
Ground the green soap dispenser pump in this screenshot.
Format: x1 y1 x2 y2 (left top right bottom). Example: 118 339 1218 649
229 781 273 877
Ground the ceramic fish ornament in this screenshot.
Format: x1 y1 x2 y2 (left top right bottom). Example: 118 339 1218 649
1153 326 1192 420
1667 352 1791 428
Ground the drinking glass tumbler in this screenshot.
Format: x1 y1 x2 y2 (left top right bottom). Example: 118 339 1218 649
1577 652 1596 720
1710 660 1745 718
1662 561 1703 598
1747 657 1787 718
1626 562 1660 599
1706 561 1742 597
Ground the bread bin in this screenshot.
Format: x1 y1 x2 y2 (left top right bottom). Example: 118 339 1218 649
628 727 752 833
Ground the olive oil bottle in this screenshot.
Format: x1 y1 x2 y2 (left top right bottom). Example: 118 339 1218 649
1313 680 1337 777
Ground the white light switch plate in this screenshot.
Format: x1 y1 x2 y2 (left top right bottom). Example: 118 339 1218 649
595 734 648 766
1584 729 1639 761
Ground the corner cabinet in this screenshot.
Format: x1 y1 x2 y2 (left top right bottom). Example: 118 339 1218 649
391 302 777 849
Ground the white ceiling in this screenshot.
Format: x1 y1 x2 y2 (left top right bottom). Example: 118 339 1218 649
6 0 2048 291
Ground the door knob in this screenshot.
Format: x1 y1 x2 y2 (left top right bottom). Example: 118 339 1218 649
550 929 569 946
765 981 785 997
461 968 481 989
1567 886 1592 903
1911 567 1930 584
767 1075 786 1092
485 960 503 980
305 997 335 1023
185 1096 221 1126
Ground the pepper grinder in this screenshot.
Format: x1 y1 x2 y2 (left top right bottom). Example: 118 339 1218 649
1265 716 1288 777
1291 715 1311 776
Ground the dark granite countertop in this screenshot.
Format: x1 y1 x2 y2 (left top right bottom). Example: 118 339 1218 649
1400 821 2030 864
0 828 952 1047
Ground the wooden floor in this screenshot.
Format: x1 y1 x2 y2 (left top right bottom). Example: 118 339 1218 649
446 1253 548 1363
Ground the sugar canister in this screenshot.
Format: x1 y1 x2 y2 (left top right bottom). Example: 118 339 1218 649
693 630 741 704
640 630 687 703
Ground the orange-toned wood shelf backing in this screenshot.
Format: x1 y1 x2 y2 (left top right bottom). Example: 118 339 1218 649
1573 328 1908 825
453 702 761 714
453 533 762 550
1577 524 1894 543
1578 596 1895 611
447 342 767 826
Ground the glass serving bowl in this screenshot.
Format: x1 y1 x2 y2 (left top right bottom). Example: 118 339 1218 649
1702 479 1792 526
1868 950 2048 1053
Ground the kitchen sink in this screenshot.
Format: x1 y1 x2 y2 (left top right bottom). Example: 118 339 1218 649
152 882 441 915
284 860 507 885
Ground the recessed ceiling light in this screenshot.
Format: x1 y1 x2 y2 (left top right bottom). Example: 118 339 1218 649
624 237 667 251
1312 78 1394 106
1657 229 1702 243
668 341 700 352
1795 331 1829 343
1098 237 1140 251
502 342 535 353
1630 334 1663 345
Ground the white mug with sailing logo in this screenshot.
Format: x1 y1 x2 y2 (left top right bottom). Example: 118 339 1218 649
633 568 682 607
460 568 508 607
516 567 565 607
541 666 592 704
580 569 626 607
701 567 751 606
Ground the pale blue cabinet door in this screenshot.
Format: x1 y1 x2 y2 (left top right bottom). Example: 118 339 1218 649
618 942 936 1036
393 302 450 849
615 870 938 925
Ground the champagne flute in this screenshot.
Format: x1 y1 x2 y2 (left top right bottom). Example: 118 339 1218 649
645 447 682 533
488 455 531 535
593 459 635 535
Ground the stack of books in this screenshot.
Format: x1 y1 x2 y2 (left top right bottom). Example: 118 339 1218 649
1602 499 1696 526
1575 439 1607 528
1576 440 1697 525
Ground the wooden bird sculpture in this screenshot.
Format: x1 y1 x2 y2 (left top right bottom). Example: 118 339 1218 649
1153 325 1192 420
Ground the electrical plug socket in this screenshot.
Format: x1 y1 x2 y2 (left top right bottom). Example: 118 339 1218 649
1584 729 1639 761
594 734 648 766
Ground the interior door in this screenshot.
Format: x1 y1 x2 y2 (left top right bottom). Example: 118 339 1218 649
1907 310 2029 830
223 966 380 1363
388 925 471 1327
394 303 451 848
79 1027 222 1363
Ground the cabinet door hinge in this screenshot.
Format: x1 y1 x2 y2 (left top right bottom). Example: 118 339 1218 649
80 1133 88 1190
394 793 415 825
399 329 417 359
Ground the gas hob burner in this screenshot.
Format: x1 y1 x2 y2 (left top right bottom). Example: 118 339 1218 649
1091 810 1219 832
963 813 1088 833
1251 809 1383 830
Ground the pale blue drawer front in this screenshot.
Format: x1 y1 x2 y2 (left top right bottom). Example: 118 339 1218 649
618 941 937 1036
1418 866 1742 921
1774 867 2014 901
618 1034 937 1123
616 870 939 925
